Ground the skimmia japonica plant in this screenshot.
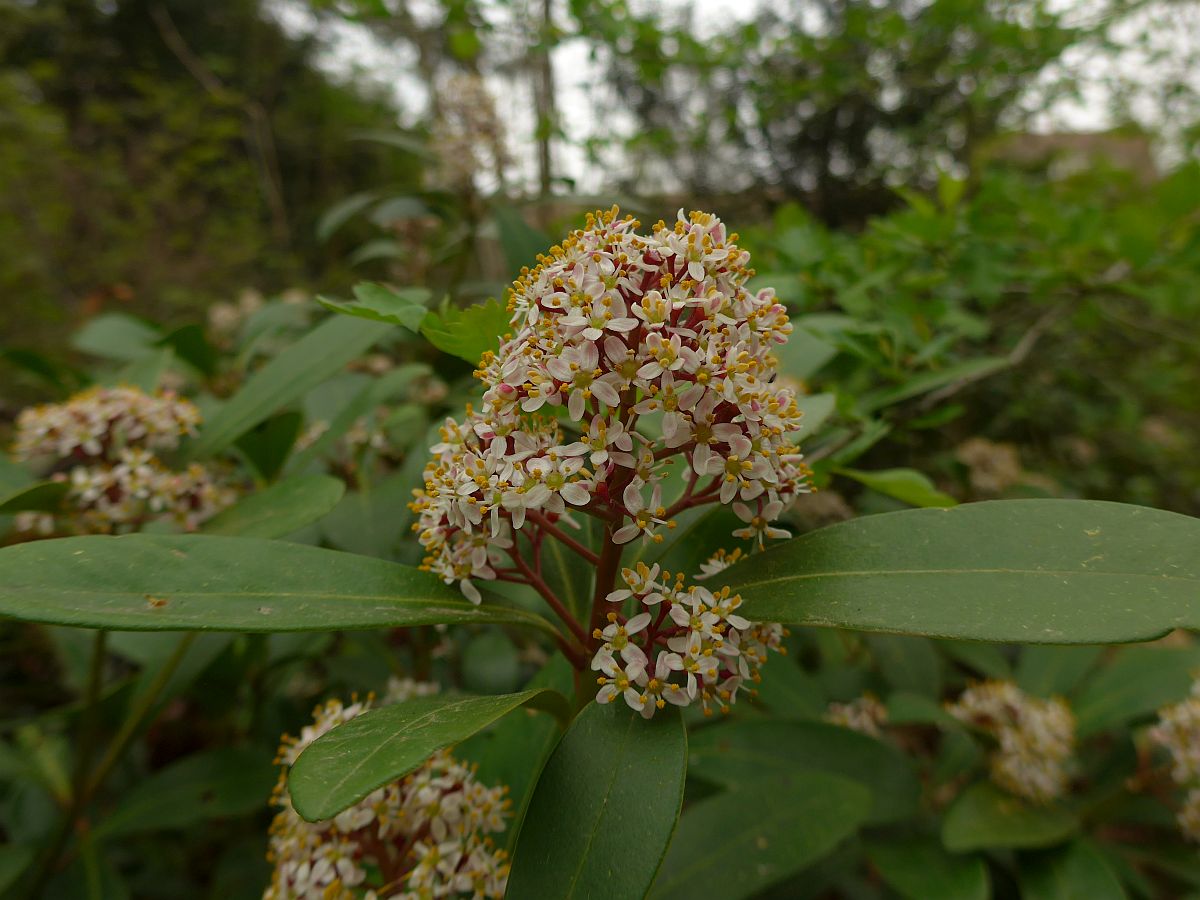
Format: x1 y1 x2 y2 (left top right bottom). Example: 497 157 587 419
1 207 1199 899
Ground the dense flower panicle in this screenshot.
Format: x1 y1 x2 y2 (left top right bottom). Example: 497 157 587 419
588 560 788 718
946 680 1075 803
826 695 889 738
10 386 235 534
1149 678 1200 841
409 208 811 604
265 686 511 900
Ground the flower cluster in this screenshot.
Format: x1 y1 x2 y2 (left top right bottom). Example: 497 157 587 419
11 386 236 534
1148 678 1200 841
265 686 511 900
946 680 1075 804
826 695 889 738
590 560 787 718
410 208 810 604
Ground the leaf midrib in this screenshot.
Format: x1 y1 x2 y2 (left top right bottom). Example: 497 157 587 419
564 712 635 898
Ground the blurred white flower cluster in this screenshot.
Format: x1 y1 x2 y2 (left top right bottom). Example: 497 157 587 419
428 73 508 191
826 695 889 738
590 561 788 717
947 680 1076 803
11 385 235 534
410 208 810 605
265 684 511 900
1149 677 1200 841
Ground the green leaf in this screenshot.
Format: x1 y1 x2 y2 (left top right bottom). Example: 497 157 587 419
71 313 161 362
867 837 990 900
93 748 277 839
1073 646 1200 737
938 639 1013 679
688 720 919 824
942 783 1078 852
491 204 551 278
456 655 575 853
1016 646 1103 698
201 475 345 538
0 843 35 895
317 282 430 331
1020 839 1126 900
865 634 944 696
0 534 560 637
158 324 218 377
837 467 957 508
316 191 380 241
749 657 825 719
186 315 393 460
0 480 68 515
109 346 173 392
727 500 1200 644
319 471 417 558
794 392 837 440
288 689 569 821
461 630 522 694
420 297 512 365
650 772 871 900
507 703 687 900
234 410 303 481
859 356 1009 413
0 457 34 498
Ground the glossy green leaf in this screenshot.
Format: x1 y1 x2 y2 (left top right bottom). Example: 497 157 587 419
94 748 277 839
0 480 68 515
1073 646 1200 737
0 534 560 636
1020 839 1126 900
317 282 430 331
507 703 687 899
838 467 957 508
867 837 990 900
420 298 512 364
942 783 1078 852
288 689 569 821
688 720 919 824
650 772 871 900
186 315 393 459
201 475 345 538
728 500 1200 644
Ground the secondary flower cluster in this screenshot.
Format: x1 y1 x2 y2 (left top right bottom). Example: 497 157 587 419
590 560 787 717
265 685 510 900
947 680 1076 804
826 695 889 738
410 207 810 604
1148 678 1200 841
11 386 235 534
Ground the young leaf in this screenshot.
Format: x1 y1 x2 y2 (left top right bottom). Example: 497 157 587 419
200 475 345 539
688 720 919 825
728 500 1200 644
506 703 687 900
420 298 512 364
186 315 393 459
317 283 430 331
288 690 569 821
942 783 1078 852
0 534 560 637
649 772 871 900
866 837 989 900
1019 839 1126 900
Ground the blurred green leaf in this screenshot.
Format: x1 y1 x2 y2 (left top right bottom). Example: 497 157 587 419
867 836 989 900
420 297 512 365
71 313 161 362
0 843 35 895
201 475 344 539
651 772 871 900
838 467 957 508
491 204 551 278
234 410 303 481
1019 839 1126 900
942 783 1077 851
1073 646 1200 737
1016 646 1103 698
0 481 68 515
317 282 430 331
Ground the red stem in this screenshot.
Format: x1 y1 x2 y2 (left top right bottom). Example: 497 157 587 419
527 511 600 564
